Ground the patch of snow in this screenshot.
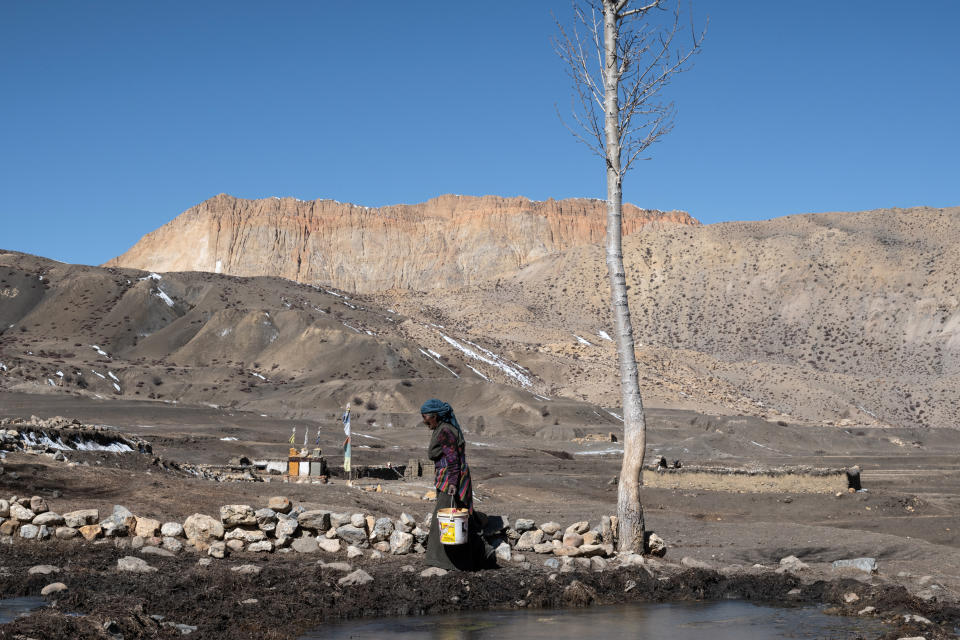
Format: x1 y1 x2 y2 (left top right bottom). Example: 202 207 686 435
72 439 133 453
324 289 348 299
534 394 551 402
138 273 162 281
0 362 7 372
155 288 175 307
604 409 623 422
91 370 106 379
856 405 879 420
219 328 232 337
250 372 266 380
90 345 109 357
573 334 592 346
220 437 238 441
427 349 443 359
342 322 362 334
749 440 789 455
467 441 495 448
598 330 612 341
340 301 356 309
574 447 624 456
112 383 121 392
107 371 119 382
465 364 489 380
47 378 56 387
419 348 459 378
440 334 532 387
56 370 64 377
215 260 222 274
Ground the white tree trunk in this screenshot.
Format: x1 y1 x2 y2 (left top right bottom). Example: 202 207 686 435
603 0 647 553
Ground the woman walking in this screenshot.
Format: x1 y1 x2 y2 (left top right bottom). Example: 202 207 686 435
420 398 494 570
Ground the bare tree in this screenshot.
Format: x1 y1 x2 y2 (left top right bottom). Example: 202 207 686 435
555 0 704 553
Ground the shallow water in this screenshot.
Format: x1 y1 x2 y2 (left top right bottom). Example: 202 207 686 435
0 597 47 624
303 601 887 639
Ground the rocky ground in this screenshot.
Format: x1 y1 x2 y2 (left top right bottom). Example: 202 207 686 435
1 396 958 639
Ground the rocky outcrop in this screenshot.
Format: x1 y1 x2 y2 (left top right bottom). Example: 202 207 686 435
106 194 697 293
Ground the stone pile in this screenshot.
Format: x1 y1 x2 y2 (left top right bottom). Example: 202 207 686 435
0 494 639 571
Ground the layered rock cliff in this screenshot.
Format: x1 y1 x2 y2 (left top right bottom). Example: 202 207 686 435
106 194 697 292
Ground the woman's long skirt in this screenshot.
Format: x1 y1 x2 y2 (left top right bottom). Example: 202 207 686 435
425 492 491 571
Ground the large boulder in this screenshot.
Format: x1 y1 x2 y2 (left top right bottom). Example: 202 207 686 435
330 512 352 527
292 537 319 554
225 528 267 543
267 497 292 514
349 513 367 529
646 533 667 557
276 517 299 539
183 514 225 550
19 525 40 539
32 512 64 527
539 522 562 536
134 517 161 538
102 506 136 532
389 530 414 555
515 529 544 551
117 556 157 573
778 555 809 572
514 518 536 533
255 508 277 526
370 518 394 543
161 522 184 538
566 521 589 535
55 527 79 540
832 558 877 573
298 510 332 532
338 569 374 586
79 524 102 541
10 504 36 522
335 525 368 546
318 538 341 553
562 532 584 548
29 496 49 514
220 505 257 527
63 509 99 528
398 513 417 533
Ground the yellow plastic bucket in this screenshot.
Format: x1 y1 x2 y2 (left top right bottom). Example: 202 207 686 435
437 508 469 545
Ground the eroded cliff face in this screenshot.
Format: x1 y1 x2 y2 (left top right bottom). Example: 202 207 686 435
106 194 697 292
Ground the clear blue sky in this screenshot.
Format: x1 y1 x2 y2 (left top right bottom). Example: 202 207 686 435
2 1 957 266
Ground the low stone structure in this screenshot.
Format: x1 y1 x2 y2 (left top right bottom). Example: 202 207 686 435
642 464 854 494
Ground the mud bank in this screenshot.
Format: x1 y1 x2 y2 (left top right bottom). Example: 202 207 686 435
1 542 958 640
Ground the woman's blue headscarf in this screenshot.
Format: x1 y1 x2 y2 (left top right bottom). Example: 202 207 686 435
420 399 463 437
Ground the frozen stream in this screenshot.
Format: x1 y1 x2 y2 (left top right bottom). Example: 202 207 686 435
303 600 888 639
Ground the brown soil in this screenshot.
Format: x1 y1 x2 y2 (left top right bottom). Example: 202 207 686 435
1 543 957 640
1 393 960 638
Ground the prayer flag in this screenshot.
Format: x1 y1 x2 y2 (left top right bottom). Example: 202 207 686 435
342 403 352 473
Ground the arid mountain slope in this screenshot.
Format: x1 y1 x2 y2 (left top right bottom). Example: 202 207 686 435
376 206 960 431
105 194 697 293
4 204 957 435
0 251 616 435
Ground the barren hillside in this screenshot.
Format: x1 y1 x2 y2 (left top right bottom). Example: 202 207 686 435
375 206 960 431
